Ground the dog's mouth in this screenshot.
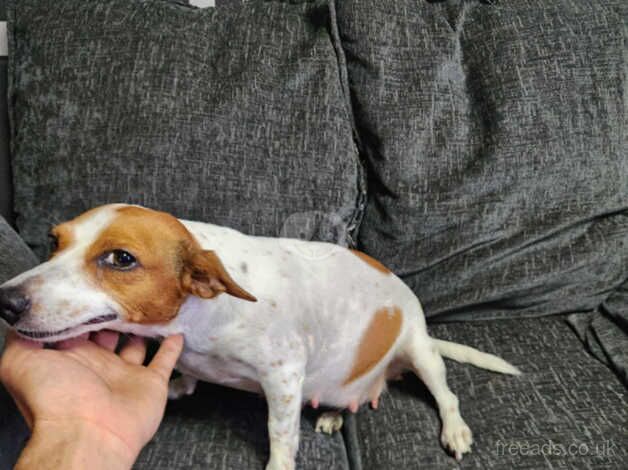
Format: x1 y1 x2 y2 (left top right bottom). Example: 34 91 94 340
17 313 119 340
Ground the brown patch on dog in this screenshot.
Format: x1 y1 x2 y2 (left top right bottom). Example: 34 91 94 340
350 249 391 274
84 206 255 324
50 206 125 258
181 249 256 302
48 224 74 258
344 306 402 385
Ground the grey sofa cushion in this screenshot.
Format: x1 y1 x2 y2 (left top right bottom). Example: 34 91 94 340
345 315 628 469
136 383 349 469
1 375 351 470
7 0 363 258
568 278 628 387
0 215 37 284
0 1 11 224
337 0 627 320
0 214 37 360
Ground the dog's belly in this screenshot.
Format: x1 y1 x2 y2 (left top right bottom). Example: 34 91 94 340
176 349 263 394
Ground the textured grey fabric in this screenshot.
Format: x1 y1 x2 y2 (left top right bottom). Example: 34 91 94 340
0 215 37 284
7 0 363 259
345 316 628 469
337 0 628 320
0 381 350 470
0 57 12 225
0 0 11 224
0 214 37 363
568 280 628 387
136 383 349 469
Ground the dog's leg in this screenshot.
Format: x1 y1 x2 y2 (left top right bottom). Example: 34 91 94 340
405 332 473 461
315 411 343 434
168 374 198 399
261 365 305 470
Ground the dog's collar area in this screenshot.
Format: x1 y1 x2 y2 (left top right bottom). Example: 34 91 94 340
17 313 119 339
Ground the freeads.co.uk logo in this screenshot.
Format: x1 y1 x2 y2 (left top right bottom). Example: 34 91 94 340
495 439 617 458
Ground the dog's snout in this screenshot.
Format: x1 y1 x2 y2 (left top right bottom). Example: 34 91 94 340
0 287 31 326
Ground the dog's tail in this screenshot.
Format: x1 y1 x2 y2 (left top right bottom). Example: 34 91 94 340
434 339 521 375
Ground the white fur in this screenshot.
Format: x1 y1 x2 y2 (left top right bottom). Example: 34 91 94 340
0 204 521 469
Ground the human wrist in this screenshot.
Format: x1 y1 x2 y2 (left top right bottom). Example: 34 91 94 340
15 419 138 470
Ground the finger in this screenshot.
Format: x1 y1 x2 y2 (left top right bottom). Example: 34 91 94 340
55 332 90 350
119 335 147 365
1 331 43 376
91 330 119 352
148 335 183 381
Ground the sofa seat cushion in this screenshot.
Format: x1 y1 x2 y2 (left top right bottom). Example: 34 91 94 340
344 315 628 469
0 354 351 470
135 383 349 470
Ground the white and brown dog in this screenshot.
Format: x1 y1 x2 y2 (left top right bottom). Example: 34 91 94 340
0 204 520 469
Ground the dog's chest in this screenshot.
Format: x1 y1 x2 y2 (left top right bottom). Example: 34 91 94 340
177 348 263 394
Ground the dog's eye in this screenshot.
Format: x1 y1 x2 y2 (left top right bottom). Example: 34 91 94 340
102 250 138 270
47 232 59 253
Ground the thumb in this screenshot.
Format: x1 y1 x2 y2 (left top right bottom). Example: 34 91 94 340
148 335 184 381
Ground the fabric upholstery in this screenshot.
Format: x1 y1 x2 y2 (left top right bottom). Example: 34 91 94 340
1 380 351 470
0 214 37 351
0 215 37 285
136 383 349 469
7 0 363 259
336 0 627 320
345 315 628 469
0 1 11 224
568 278 628 387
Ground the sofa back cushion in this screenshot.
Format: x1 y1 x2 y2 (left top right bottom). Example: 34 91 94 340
337 0 627 320
8 0 363 258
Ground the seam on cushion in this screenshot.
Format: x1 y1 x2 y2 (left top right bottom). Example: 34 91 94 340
341 413 364 470
327 0 366 249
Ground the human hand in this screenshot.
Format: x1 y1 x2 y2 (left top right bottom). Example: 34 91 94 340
0 330 184 469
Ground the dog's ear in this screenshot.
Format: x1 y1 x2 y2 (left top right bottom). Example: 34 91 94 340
181 249 257 302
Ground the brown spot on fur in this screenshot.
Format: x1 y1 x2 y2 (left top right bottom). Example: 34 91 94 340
344 306 402 385
48 225 74 258
350 249 391 274
83 205 255 324
282 395 293 404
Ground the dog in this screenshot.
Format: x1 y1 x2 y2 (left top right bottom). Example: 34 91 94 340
0 204 520 469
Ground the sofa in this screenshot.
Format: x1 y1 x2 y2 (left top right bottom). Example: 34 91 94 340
1 1 626 468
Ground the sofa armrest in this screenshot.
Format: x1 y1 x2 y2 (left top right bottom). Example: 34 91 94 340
0 215 38 284
0 215 38 350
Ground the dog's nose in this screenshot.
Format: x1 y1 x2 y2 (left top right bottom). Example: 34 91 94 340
0 287 31 326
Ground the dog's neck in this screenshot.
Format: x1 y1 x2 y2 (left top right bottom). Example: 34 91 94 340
168 295 238 353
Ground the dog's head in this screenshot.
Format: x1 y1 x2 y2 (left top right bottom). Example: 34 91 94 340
0 204 256 341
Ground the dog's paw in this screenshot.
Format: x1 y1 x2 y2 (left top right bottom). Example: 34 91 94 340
168 375 197 400
440 416 473 461
315 411 343 435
